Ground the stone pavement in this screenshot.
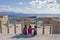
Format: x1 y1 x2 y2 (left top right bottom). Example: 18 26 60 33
0 34 60 40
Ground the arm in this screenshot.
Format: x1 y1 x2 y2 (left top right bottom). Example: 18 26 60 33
32 28 35 30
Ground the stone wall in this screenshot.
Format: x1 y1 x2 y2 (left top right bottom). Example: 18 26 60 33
51 19 60 34
2 15 8 24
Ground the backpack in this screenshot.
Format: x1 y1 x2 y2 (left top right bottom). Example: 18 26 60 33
23 29 27 34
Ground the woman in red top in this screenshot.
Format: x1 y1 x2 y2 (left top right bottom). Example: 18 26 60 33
28 26 35 35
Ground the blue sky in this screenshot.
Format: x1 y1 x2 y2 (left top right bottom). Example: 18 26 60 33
0 0 31 7
0 0 60 14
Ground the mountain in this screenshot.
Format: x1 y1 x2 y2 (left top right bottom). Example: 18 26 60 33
0 12 60 18
0 12 28 18
0 12 37 18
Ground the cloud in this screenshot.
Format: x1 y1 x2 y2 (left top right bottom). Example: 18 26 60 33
29 0 60 9
56 0 60 6
17 2 23 5
0 5 22 13
29 0 47 8
22 7 60 14
47 0 55 2
0 5 60 14
0 0 60 14
47 3 60 9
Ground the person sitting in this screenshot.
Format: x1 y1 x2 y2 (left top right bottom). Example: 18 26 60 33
33 26 37 36
23 25 27 35
28 25 35 36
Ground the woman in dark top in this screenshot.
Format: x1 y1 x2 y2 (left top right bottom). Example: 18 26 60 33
34 26 37 36
23 25 27 34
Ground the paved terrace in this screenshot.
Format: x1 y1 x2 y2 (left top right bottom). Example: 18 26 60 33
0 34 60 40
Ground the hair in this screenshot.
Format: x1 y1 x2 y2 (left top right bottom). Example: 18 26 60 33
29 25 31 28
24 25 27 29
25 25 26 27
34 26 37 28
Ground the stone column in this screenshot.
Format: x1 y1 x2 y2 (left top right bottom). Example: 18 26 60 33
29 20 31 27
42 21 45 34
21 21 23 34
50 19 53 34
50 20 52 34
7 21 9 33
35 18 37 26
14 20 16 34
0 21 2 33
21 19 25 34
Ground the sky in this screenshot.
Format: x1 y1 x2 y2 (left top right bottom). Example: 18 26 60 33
0 0 60 14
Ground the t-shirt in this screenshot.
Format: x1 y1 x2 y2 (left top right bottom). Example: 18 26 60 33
28 28 34 34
